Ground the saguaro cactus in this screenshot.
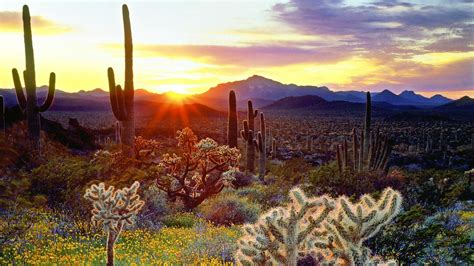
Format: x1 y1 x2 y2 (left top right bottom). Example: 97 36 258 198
363 92 371 158
12 5 56 146
241 120 255 172
337 92 392 175
108 4 135 157
0 96 4 135
271 138 277 159
227 90 238 148
84 181 144 266
254 113 266 180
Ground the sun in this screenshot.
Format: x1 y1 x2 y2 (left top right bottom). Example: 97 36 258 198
165 91 188 103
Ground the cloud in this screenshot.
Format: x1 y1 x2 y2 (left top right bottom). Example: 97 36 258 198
272 0 473 55
0 11 72 34
106 43 351 67
270 0 474 92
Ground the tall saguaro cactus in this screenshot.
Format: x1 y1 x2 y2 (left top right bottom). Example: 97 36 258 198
247 100 258 133
108 4 135 157
240 100 258 172
241 120 255 172
227 90 238 148
12 5 56 146
255 113 266 180
0 96 4 135
363 92 371 163
336 92 392 175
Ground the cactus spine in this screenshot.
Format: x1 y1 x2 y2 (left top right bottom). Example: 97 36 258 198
84 181 144 266
12 5 56 147
0 96 4 135
227 90 238 148
254 113 266 180
108 4 135 157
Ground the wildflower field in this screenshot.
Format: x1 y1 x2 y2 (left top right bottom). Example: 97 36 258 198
1 211 240 265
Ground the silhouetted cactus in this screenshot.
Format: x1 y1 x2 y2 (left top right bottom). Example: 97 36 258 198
115 121 121 144
228 90 238 148
84 181 144 266
363 92 371 162
0 96 4 135
241 120 255 172
254 113 266 180
236 187 401 265
241 100 258 172
108 4 135 157
337 92 392 175
12 5 56 147
271 138 277 159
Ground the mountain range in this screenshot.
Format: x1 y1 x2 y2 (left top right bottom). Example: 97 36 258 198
0 75 468 114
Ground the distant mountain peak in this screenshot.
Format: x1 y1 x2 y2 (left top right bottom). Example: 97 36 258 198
379 89 397 95
400 90 416 96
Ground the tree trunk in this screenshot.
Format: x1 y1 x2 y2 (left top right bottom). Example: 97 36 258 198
106 231 115 266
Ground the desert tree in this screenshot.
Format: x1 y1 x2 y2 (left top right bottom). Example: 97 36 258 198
156 127 240 210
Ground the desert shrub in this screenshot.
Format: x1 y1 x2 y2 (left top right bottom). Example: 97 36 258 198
403 169 470 209
267 157 313 186
197 189 261 226
162 212 202 228
370 201 473 264
29 156 96 210
232 170 255 188
181 222 240 262
308 163 405 197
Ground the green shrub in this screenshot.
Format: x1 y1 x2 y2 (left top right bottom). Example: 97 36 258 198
197 189 262 226
162 212 201 228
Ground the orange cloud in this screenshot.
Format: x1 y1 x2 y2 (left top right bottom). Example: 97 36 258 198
0 11 72 34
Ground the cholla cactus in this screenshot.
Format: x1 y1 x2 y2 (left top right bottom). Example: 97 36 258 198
156 127 240 210
316 187 402 265
134 136 160 163
236 187 402 266
235 187 335 265
84 181 144 266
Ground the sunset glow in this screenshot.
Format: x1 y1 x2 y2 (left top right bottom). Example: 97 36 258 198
0 0 472 98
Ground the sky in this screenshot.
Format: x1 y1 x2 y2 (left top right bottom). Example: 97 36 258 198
0 0 472 99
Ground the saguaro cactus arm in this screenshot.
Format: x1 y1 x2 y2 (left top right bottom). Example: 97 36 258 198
11 69 27 110
38 72 56 112
108 68 127 121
